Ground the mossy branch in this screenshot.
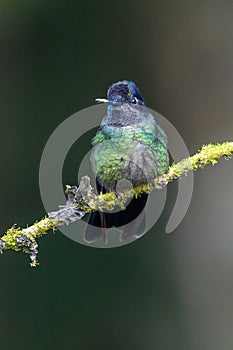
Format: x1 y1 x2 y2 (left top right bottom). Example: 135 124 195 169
1 142 232 266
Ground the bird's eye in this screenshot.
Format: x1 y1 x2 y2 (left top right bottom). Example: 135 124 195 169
132 97 138 104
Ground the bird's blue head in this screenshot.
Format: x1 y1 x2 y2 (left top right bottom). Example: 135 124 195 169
95 80 146 106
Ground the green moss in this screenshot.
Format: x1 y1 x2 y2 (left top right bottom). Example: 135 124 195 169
1 141 233 266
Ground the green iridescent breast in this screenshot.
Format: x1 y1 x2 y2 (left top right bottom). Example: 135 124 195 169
91 122 169 190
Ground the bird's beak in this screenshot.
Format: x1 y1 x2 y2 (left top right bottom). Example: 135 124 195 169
95 98 109 104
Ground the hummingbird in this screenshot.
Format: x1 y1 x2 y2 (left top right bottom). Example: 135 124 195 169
84 80 169 244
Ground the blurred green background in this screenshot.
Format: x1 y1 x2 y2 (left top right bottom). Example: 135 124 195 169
0 0 232 349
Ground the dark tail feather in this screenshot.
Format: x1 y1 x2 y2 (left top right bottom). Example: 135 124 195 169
118 210 146 241
113 193 147 241
84 189 148 244
84 211 108 244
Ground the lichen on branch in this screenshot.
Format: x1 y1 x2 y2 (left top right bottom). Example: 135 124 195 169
1 141 233 266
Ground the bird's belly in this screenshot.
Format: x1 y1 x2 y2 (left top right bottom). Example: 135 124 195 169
91 140 161 190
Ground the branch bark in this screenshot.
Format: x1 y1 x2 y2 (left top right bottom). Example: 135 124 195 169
1 142 232 266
